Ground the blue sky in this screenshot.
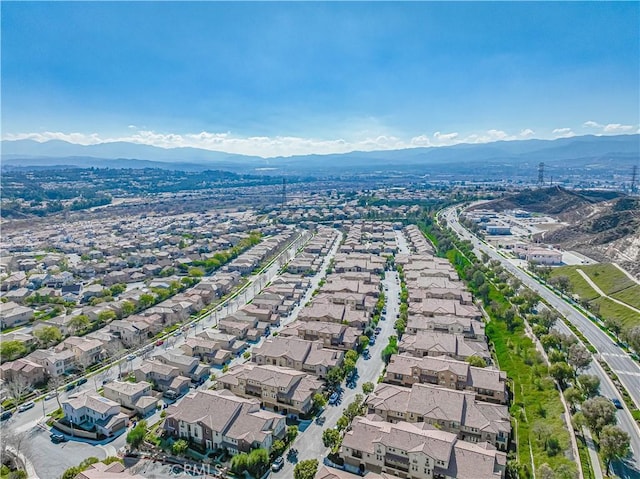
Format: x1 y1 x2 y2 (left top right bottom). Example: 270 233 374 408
2 1 639 157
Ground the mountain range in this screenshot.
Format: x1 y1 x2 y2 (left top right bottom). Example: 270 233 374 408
1 134 638 177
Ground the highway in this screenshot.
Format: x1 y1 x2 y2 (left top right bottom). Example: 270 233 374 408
441 206 640 478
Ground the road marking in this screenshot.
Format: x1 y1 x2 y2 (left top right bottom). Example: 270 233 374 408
615 371 640 377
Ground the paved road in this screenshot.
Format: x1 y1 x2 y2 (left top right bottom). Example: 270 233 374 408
272 267 402 478
441 207 640 408
441 207 640 477
554 321 640 478
1 230 319 479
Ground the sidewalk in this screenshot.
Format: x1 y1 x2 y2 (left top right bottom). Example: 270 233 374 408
582 427 604 479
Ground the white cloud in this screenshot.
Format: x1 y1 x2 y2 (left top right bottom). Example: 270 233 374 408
433 131 459 142
583 120 602 128
519 128 535 138
552 128 575 138
583 120 635 134
603 123 634 133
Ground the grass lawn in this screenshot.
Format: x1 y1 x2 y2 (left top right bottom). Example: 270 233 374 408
611 285 640 310
591 297 640 331
579 264 635 295
549 266 600 301
487 319 576 476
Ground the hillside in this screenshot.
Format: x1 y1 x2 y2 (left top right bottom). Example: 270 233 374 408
544 197 640 277
471 186 622 220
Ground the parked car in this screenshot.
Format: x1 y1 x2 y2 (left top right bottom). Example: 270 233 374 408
0 410 13 421
50 433 67 443
155 339 164 346
65 382 76 392
77 377 87 385
369 338 376 346
271 457 285 472
328 392 339 405
44 393 56 401
127 354 136 361
18 401 35 412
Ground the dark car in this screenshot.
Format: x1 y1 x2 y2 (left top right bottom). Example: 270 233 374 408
77 378 87 385
271 457 285 472
611 398 623 409
65 382 76 392
50 433 67 443
0 410 13 421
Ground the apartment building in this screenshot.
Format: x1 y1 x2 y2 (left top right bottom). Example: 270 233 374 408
164 389 286 455
215 363 323 417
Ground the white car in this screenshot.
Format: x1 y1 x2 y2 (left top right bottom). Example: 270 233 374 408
18 401 35 412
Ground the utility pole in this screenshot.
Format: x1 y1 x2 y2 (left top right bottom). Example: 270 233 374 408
631 164 638 194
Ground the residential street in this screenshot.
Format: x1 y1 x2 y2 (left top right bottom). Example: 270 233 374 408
272 268 402 478
1 230 320 479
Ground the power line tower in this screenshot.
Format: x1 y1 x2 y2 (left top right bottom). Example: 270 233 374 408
631 164 638 194
538 162 545 187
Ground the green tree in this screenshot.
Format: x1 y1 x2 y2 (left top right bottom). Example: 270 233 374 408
230 453 248 474
577 374 600 399
466 356 487 368
294 459 318 479
344 350 358 363
172 439 189 456
97 310 117 323
549 362 574 389
312 392 327 410
34 326 63 346
0 341 27 361
582 397 617 437
126 420 147 449
271 439 286 457
325 367 343 387
322 428 341 448
287 425 299 443
138 293 155 309
68 314 91 335
188 267 205 277
563 387 584 409
599 425 630 475
358 335 370 350
362 382 374 394
121 301 135 317
247 448 269 477
336 415 349 431
567 343 591 372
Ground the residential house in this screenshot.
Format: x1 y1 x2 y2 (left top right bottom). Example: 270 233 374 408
62 392 129 437
367 383 510 450
164 389 286 455
340 417 506 479
405 316 485 341
28 348 77 377
154 351 209 383
102 380 158 416
398 332 490 363
215 363 323 417
252 336 344 378
0 301 34 329
133 360 190 395
279 321 360 351
0 358 47 388
384 354 508 404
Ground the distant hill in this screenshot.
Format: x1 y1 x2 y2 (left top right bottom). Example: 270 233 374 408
2 134 638 177
471 186 623 218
